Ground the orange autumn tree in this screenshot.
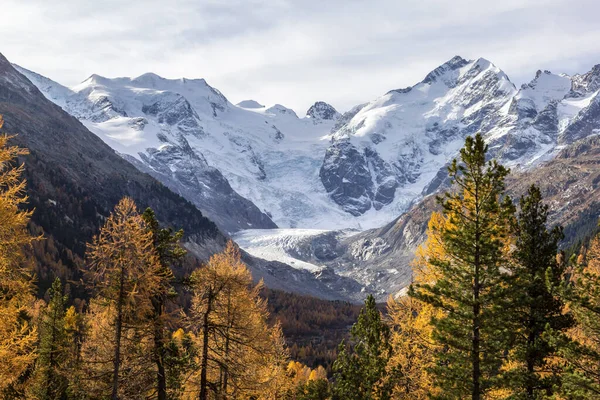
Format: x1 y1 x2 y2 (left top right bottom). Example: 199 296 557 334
386 212 445 400
0 115 39 394
82 197 161 400
186 241 288 400
558 234 600 398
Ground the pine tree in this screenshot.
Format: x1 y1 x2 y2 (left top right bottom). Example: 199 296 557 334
503 185 573 399
142 207 186 400
0 115 39 394
83 197 161 399
27 278 71 399
187 241 288 399
332 294 392 400
63 305 87 400
410 134 515 400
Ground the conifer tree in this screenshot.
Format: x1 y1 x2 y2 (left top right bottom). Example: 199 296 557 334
28 278 71 399
386 219 446 400
332 294 392 400
556 234 600 398
187 241 288 400
285 361 330 399
0 116 39 394
410 134 515 400
142 207 186 400
63 305 87 400
83 197 161 399
386 295 437 400
504 185 573 399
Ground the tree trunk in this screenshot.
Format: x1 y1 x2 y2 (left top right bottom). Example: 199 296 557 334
199 289 213 400
472 186 481 400
222 334 230 398
472 280 480 400
112 267 125 400
154 295 167 400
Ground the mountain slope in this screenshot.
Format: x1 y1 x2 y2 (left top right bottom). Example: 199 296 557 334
0 52 367 301
326 133 600 300
14 66 278 234
228 60 600 300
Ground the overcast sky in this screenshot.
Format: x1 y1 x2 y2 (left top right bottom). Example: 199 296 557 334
2 0 599 114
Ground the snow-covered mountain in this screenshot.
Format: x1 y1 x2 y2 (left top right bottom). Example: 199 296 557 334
15 56 600 300
16 65 371 232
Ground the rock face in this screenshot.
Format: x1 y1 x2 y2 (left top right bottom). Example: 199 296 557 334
320 56 517 215
306 101 340 120
320 141 374 215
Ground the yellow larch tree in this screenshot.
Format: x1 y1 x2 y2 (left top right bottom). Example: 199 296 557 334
0 115 39 395
186 241 289 400
386 212 445 400
82 197 161 400
557 234 600 398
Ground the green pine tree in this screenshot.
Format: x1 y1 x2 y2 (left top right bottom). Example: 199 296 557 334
142 208 187 400
410 133 515 400
504 185 573 399
28 278 70 400
332 294 392 400
296 378 330 400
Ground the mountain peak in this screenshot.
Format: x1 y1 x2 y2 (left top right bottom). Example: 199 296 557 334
421 55 471 86
82 73 113 86
237 99 264 109
571 64 600 97
266 104 298 118
306 101 340 120
133 72 164 83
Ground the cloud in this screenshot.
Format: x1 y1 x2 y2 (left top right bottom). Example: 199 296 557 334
1 0 599 114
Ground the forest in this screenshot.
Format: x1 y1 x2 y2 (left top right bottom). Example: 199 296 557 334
3 113 600 400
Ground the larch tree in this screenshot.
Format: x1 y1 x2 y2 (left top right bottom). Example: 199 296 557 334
142 207 186 400
410 134 515 400
0 115 39 395
386 214 447 400
187 241 288 400
503 185 573 399
386 295 437 400
332 294 392 400
557 233 600 398
83 197 161 400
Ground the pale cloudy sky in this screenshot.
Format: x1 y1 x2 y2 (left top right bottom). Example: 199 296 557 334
1 0 599 114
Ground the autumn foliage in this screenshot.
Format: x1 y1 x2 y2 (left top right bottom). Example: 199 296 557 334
4 114 600 400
